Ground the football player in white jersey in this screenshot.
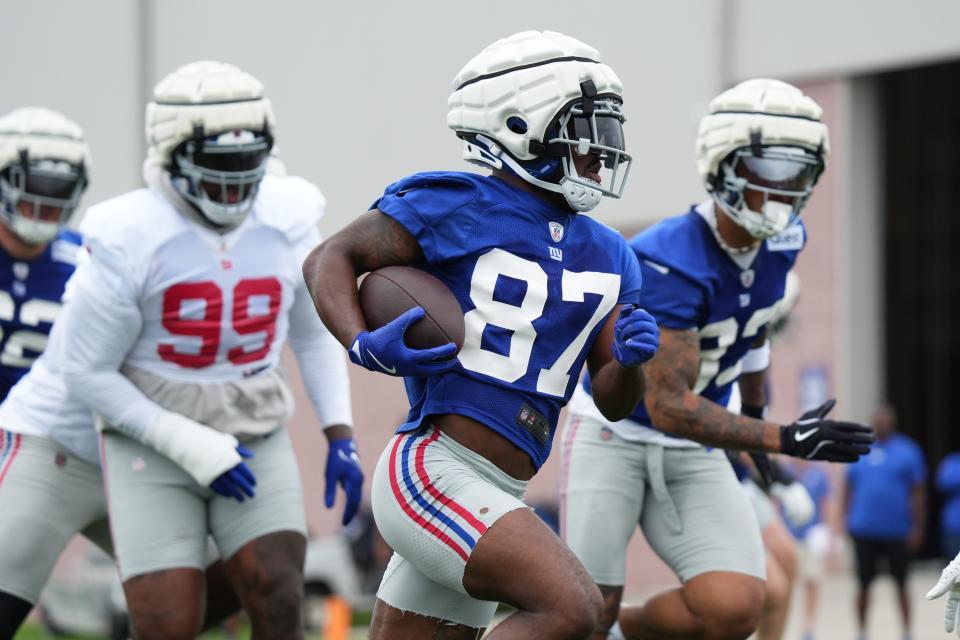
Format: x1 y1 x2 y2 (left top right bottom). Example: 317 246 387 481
0 107 248 639
59 61 359 640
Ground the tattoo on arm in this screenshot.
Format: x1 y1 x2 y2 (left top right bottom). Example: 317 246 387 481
301 209 423 347
644 328 780 452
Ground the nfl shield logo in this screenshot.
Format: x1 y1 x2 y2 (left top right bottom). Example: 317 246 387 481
549 222 564 243
740 269 755 288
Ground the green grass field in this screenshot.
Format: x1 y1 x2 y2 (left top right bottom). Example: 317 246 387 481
14 623 370 640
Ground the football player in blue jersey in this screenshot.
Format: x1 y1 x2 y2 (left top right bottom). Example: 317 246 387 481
561 79 874 640
303 31 659 640
0 107 89 636
0 107 87 401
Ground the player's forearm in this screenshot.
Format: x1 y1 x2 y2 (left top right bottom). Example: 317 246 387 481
590 360 644 422
738 369 767 408
61 367 161 440
647 390 782 452
302 239 368 349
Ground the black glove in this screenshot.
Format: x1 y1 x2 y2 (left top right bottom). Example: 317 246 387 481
780 399 874 462
746 453 797 490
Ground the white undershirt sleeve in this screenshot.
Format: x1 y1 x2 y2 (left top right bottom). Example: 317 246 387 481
740 340 771 375
60 241 160 438
286 231 353 429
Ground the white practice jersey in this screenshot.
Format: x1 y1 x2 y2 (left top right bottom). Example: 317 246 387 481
60 175 352 441
0 315 99 464
87 176 318 382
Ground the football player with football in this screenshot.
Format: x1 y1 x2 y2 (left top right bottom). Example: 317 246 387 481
303 31 659 640
560 79 874 640
58 61 360 639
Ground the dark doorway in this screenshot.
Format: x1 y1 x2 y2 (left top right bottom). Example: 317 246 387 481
883 58 960 554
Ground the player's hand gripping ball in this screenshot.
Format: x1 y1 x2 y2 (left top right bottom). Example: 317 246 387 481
612 305 659 367
352 266 465 377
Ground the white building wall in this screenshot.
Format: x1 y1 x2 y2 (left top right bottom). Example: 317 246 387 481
0 0 143 208
730 0 960 81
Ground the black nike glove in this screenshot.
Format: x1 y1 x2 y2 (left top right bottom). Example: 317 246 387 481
780 399 875 462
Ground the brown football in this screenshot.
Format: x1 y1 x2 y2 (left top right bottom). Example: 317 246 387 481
358 266 465 353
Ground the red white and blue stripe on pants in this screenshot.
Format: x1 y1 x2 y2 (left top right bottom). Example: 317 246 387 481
388 428 488 562
0 429 22 486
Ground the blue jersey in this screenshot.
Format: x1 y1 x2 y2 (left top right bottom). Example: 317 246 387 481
374 172 641 468
0 229 81 399
584 205 802 433
936 453 960 534
847 433 927 539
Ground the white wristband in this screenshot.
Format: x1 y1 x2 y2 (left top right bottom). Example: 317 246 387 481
143 410 241 487
741 341 771 374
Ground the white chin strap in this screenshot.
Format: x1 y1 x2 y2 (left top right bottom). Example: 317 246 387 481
470 135 602 212
10 217 59 245
559 177 602 212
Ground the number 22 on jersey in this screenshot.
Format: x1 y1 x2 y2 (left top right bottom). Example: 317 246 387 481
159 277 281 369
459 248 621 397
0 291 59 368
695 304 777 393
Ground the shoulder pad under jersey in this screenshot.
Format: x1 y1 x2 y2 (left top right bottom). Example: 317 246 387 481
254 175 326 244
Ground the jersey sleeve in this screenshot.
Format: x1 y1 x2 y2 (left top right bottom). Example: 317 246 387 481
59 236 163 440
373 175 480 264
636 259 706 329
617 246 642 305
287 228 353 429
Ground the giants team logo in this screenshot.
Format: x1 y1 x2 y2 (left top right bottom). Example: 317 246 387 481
549 222 564 243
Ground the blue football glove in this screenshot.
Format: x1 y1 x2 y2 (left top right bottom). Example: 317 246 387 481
209 446 256 502
349 306 459 377
325 438 364 526
612 305 659 367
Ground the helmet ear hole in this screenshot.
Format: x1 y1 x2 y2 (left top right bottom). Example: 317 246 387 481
506 116 528 135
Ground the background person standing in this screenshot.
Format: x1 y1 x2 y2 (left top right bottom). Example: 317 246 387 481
935 452 960 561
844 404 927 640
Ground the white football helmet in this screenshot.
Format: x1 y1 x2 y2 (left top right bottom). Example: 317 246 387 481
145 61 275 227
696 79 829 238
0 107 89 244
448 31 630 212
